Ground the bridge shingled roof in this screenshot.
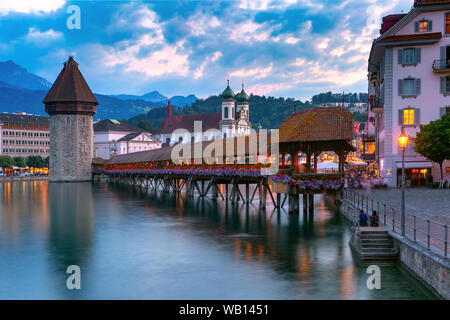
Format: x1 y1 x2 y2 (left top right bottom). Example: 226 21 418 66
278 108 354 143
106 133 276 165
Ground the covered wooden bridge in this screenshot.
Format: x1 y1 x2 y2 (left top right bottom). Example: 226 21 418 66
101 107 355 213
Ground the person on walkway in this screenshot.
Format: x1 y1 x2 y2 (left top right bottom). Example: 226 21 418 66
370 210 379 227
359 209 368 227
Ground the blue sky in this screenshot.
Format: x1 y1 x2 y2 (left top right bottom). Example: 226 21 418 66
0 0 413 100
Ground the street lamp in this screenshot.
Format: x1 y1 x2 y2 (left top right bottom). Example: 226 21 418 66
398 127 409 237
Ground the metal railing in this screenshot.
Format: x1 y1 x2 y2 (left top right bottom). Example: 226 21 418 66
432 59 450 71
340 188 448 258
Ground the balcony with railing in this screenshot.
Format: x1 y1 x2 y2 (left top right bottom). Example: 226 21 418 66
432 59 450 73
368 95 383 113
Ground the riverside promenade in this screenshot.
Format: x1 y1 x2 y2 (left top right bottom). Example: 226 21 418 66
343 188 450 257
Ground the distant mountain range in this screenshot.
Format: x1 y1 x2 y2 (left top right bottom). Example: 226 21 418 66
0 60 51 91
0 60 198 120
110 91 197 107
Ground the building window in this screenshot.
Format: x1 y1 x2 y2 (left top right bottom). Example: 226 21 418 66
398 48 421 65
440 106 450 117
398 78 420 96
440 76 450 94
224 107 229 118
446 13 450 35
404 109 414 125
398 108 420 126
415 19 432 33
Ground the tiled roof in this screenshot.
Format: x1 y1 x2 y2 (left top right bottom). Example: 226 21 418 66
43 56 98 104
155 113 221 134
94 119 143 133
0 113 49 125
279 108 353 143
380 14 407 35
378 32 442 44
117 132 157 142
414 0 450 6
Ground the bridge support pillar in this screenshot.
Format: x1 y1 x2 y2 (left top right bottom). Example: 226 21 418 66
245 183 249 204
308 194 314 214
212 182 218 200
276 193 281 211
289 193 299 214
303 194 308 214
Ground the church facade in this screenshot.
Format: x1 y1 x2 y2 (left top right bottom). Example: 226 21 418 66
154 81 251 146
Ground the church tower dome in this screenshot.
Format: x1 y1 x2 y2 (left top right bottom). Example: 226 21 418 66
221 79 235 101
236 83 249 104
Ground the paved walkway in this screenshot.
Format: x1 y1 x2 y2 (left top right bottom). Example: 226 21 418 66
342 188 450 257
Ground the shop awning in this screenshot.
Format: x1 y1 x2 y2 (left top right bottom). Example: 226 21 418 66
396 161 433 169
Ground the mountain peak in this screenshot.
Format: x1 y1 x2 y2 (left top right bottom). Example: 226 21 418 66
0 60 52 91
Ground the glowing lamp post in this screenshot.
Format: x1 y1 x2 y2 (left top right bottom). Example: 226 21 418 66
398 127 409 237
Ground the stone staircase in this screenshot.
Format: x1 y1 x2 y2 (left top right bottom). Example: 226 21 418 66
350 227 398 264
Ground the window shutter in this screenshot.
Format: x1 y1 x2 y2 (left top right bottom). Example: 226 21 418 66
398 49 403 64
428 20 432 32
414 108 420 125
398 109 404 125
441 46 446 68
414 21 419 32
415 78 421 95
415 48 421 63
398 79 404 96
440 107 446 117
441 77 446 94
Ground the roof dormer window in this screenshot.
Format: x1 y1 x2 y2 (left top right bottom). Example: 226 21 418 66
415 19 432 33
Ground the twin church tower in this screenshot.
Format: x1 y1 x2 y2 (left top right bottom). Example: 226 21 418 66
219 79 251 138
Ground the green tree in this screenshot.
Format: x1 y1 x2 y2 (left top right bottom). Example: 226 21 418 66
0 155 14 170
26 156 45 168
414 114 450 182
137 119 153 133
13 156 26 168
44 156 49 168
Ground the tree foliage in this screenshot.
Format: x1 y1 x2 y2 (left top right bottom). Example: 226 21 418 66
26 156 45 168
128 92 368 131
414 114 450 181
311 92 368 104
13 156 26 168
0 155 14 169
137 119 154 133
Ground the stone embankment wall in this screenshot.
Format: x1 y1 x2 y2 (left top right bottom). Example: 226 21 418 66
336 194 449 300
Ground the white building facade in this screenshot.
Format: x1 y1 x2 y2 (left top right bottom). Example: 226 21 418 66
0 113 50 158
368 0 450 187
94 119 161 159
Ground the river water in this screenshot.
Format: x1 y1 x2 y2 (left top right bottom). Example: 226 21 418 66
0 181 436 299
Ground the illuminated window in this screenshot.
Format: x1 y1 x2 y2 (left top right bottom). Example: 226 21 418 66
416 19 431 33
447 13 450 34
403 109 415 125
365 142 375 154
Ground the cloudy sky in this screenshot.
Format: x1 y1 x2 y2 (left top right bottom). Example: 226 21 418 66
0 0 413 100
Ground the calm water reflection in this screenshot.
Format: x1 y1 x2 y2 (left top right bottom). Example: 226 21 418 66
0 181 435 299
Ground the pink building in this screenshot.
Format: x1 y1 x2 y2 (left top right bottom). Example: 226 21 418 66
367 0 450 187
